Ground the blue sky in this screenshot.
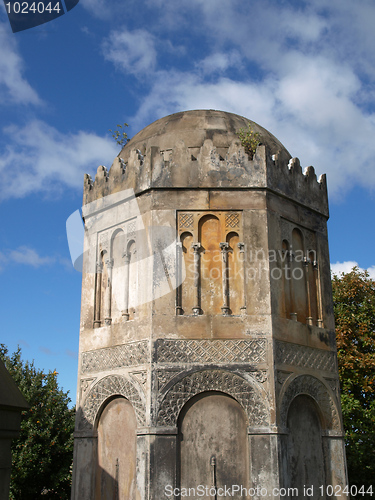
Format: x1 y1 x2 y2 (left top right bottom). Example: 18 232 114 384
1 0 375 405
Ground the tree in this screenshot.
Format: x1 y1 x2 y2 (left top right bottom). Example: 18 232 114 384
332 268 375 490
0 345 75 499
109 122 129 146
237 123 261 159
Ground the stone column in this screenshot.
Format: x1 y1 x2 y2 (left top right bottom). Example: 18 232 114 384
175 242 183 316
321 432 348 493
238 242 247 314
93 261 102 328
220 242 230 316
104 258 113 326
248 427 286 500
137 427 178 500
191 243 201 315
71 431 98 500
122 252 130 320
289 251 298 321
314 260 324 327
304 256 313 326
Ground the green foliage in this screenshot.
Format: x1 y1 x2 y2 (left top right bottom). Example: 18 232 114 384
237 124 261 159
0 345 75 500
109 122 129 146
332 268 375 490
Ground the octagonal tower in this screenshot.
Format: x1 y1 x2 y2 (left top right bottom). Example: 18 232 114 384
71 110 347 499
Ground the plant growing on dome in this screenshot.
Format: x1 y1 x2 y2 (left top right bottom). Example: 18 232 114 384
238 124 261 159
109 123 129 146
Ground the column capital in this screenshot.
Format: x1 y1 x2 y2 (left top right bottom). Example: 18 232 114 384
237 242 245 252
122 251 131 263
105 258 114 269
191 242 201 252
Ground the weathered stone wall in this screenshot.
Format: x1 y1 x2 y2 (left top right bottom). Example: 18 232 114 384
71 110 346 500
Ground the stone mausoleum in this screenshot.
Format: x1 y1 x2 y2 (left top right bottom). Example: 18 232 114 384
71 110 347 499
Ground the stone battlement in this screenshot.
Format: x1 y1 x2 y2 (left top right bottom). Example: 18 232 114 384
83 138 328 216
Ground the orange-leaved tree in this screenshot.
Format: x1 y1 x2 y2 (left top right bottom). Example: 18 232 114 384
332 267 375 490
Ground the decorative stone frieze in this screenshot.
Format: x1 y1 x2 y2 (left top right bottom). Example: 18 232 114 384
155 339 266 364
81 374 146 427
280 374 340 431
156 369 269 427
81 341 149 374
276 341 336 372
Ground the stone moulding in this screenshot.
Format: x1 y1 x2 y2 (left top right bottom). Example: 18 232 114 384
275 341 336 372
81 340 149 374
279 374 340 431
80 374 146 428
155 339 267 364
156 368 270 427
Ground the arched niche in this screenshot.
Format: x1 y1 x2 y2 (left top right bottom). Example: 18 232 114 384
279 375 343 499
178 392 249 497
95 397 137 500
94 249 108 327
226 231 241 315
281 239 292 319
180 231 194 314
285 395 325 499
279 374 341 432
198 215 222 314
110 229 126 321
126 239 137 320
307 250 320 326
291 228 307 322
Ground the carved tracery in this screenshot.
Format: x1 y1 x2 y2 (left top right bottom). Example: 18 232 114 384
156 369 269 427
279 374 340 431
93 221 138 327
281 223 323 326
177 211 244 316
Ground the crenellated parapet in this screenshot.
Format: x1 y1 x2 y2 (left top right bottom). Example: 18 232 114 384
83 134 328 216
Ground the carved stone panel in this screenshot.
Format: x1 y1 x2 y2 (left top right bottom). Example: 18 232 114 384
156 369 269 427
276 341 336 372
81 341 149 374
155 339 266 364
280 374 340 431
81 375 146 428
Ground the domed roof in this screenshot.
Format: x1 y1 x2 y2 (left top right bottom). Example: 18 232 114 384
119 109 289 159
85 109 327 216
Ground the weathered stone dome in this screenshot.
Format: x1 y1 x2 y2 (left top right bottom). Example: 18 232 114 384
85 109 327 215
119 109 290 161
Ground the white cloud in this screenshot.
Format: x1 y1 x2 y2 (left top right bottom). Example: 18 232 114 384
0 120 119 199
331 261 375 279
196 51 243 75
0 245 76 271
9 246 55 267
102 29 157 76
78 0 375 197
0 20 41 105
100 0 374 199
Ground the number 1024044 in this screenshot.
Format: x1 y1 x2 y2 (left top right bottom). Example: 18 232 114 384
5 2 61 14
